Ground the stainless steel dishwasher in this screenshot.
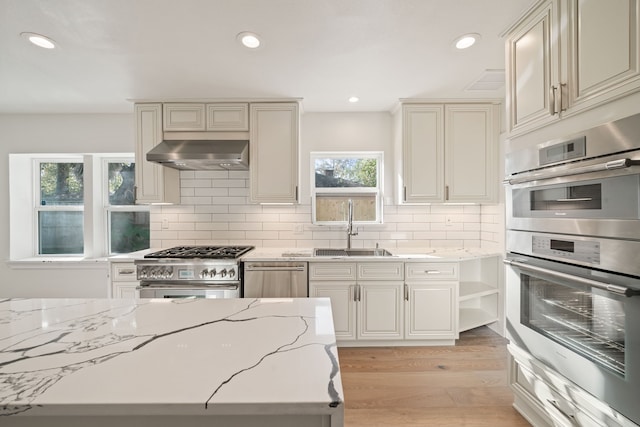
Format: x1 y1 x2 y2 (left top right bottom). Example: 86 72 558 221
242 261 308 298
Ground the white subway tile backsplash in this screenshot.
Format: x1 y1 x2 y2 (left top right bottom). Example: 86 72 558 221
152 172 505 249
194 188 229 197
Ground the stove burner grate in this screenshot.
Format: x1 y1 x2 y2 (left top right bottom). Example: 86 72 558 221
145 245 254 259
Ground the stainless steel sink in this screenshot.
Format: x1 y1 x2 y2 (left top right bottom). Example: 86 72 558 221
314 248 393 257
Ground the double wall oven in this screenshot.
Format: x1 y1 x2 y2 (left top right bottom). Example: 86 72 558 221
135 246 254 299
504 113 640 425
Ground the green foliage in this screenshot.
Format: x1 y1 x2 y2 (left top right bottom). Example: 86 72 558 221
315 158 377 187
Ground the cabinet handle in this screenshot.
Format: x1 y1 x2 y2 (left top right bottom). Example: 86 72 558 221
119 269 135 275
295 186 299 202
424 270 441 274
404 186 407 202
549 85 558 116
445 185 449 200
559 83 567 112
546 399 576 424
404 283 409 301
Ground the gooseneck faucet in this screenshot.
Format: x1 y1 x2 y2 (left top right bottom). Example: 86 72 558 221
347 199 358 249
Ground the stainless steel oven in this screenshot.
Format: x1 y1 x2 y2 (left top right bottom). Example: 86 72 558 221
135 246 254 299
504 113 640 425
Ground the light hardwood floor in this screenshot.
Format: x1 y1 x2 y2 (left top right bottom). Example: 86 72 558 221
337 327 531 427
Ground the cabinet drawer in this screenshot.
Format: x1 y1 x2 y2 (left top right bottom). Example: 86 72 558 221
357 262 404 281
309 263 356 280
111 263 138 282
405 262 458 280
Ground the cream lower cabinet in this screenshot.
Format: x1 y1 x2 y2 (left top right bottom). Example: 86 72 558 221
404 262 458 340
309 262 404 342
110 262 139 298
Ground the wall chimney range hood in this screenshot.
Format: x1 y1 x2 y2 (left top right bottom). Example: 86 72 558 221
146 139 249 170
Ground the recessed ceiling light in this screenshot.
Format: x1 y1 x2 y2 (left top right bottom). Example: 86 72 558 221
454 33 481 50
21 32 56 49
237 31 261 49
349 96 359 103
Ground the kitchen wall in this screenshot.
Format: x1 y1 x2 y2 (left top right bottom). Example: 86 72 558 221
0 114 134 297
0 111 503 297
151 112 504 251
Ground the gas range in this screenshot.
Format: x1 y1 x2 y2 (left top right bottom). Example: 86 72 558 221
135 246 254 298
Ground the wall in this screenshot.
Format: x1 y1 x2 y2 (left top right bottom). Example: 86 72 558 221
151 112 502 251
0 114 134 297
0 112 502 297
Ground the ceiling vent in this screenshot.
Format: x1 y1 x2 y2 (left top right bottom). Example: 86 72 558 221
465 69 505 91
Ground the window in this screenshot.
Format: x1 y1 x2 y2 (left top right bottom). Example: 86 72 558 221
9 154 150 259
37 161 85 255
311 152 383 224
106 160 150 254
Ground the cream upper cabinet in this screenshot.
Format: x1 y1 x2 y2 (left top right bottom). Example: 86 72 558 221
505 0 562 134
249 102 299 204
163 103 249 131
206 103 249 131
401 104 444 202
505 0 640 136
399 103 498 204
134 103 180 204
163 103 206 131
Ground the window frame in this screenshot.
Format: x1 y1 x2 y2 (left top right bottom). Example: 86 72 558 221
102 157 150 255
310 151 384 225
9 153 150 261
34 157 85 256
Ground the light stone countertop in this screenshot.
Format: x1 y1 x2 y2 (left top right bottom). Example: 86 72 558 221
0 297 343 422
242 247 501 262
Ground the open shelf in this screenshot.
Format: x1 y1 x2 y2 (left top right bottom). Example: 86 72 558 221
459 281 498 301
459 308 499 332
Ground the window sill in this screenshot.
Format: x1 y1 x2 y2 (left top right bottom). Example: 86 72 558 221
7 257 110 269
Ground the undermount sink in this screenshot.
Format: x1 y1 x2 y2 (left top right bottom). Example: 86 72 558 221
314 248 393 257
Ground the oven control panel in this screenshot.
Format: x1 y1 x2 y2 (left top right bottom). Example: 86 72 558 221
532 236 600 264
136 261 239 282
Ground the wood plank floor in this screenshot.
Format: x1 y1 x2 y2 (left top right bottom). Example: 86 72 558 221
337 327 531 427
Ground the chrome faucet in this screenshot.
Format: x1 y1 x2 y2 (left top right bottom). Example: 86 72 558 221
346 199 358 249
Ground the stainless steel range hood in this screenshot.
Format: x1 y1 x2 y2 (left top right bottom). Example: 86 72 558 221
146 139 249 170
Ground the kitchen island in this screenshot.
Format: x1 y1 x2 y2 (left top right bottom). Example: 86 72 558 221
0 297 343 427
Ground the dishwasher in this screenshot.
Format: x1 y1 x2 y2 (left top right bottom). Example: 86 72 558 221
242 261 308 298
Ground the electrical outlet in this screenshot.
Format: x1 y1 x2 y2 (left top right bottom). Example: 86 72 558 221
445 216 453 226
294 224 304 234
162 218 170 230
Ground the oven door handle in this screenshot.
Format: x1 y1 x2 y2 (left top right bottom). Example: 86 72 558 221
503 158 640 185
504 259 640 297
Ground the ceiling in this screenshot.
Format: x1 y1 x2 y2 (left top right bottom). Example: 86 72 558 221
0 0 535 114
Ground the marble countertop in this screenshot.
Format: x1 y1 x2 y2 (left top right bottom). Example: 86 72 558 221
0 297 343 418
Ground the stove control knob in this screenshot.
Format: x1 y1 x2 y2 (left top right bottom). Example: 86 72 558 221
210 269 217 277
166 267 174 278
200 269 209 279
220 268 227 278
162 267 173 279
139 268 147 279
228 268 236 278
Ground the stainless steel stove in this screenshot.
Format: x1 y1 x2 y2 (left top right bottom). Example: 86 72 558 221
135 245 254 299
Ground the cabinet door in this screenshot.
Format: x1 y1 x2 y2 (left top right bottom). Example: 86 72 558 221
113 283 139 299
402 104 444 203
249 103 299 203
405 282 457 340
505 0 561 134
358 282 403 340
206 103 249 131
134 104 180 204
444 104 497 203
163 103 206 131
567 0 640 111
310 281 356 340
